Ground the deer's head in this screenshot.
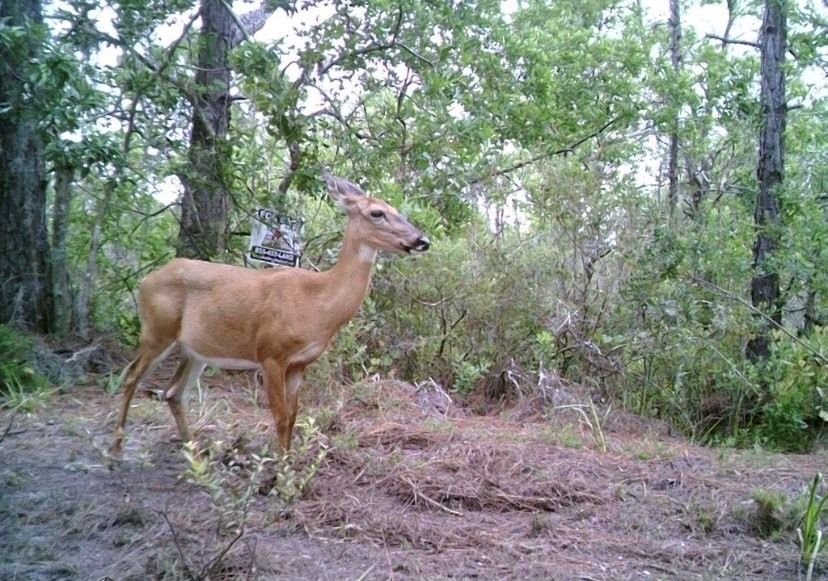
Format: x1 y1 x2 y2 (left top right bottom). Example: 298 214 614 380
324 172 430 255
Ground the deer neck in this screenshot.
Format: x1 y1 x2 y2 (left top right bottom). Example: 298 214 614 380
321 221 377 328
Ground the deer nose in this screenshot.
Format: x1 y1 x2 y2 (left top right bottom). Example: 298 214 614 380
414 236 430 251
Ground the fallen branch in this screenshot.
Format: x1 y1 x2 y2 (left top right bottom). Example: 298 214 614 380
401 475 463 516
202 526 246 579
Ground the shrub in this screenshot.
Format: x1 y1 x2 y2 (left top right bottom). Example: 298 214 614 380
0 325 51 410
353 228 561 395
760 328 828 451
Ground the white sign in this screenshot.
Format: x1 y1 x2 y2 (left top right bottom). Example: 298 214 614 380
248 209 302 268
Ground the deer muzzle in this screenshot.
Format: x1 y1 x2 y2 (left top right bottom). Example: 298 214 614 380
402 236 430 253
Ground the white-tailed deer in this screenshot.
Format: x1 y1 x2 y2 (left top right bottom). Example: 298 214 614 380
112 173 429 454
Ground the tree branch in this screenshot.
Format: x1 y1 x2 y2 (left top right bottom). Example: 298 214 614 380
161 510 196 580
317 6 418 77
0 412 19 444
690 276 828 365
705 33 760 49
470 114 626 184
706 33 799 59
222 0 265 47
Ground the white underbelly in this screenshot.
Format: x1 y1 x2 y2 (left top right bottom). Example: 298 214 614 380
288 341 326 366
182 346 260 370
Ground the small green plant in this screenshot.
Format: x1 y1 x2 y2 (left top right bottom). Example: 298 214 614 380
451 357 490 395
539 422 583 449
0 369 53 412
681 500 722 535
183 438 272 533
268 417 330 503
751 489 795 538
100 371 124 396
182 417 329 531
798 473 827 580
182 440 214 487
555 402 610 453
0 325 51 411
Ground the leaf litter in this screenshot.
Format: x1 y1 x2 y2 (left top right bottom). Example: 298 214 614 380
0 362 826 580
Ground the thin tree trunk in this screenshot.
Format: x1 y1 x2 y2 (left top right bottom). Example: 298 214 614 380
802 289 817 336
51 164 75 337
747 0 787 361
76 178 117 340
667 0 682 218
0 0 54 333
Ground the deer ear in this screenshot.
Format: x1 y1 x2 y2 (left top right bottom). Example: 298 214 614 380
323 172 365 209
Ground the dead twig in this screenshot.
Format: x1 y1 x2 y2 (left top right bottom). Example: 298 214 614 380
201 526 246 580
0 412 19 444
161 510 196 580
401 475 463 516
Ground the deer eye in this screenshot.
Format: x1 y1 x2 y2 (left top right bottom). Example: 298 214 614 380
369 210 385 219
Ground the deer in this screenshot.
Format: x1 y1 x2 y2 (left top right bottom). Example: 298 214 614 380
111 172 430 455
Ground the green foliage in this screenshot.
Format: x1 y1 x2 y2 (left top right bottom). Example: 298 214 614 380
607 201 827 450
0 325 51 411
798 473 827 577
311 226 577 395
751 488 797 538
760 328 828 451
4 0 826 453
378 233 539 389
182 417 329 529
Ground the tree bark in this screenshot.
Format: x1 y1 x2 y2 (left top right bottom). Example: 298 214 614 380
0 0 54 333
51 164 75 337
176 0 284 260
747 0 786 361
177 0 236 260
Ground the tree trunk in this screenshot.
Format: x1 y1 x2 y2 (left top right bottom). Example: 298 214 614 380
0 0 54 333
747 0 786 361
667 0 682 218
176 0 283 260
177 0 237 260
51 164 75 337
76 179 116 340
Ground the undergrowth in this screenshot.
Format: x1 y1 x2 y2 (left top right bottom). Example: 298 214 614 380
183 417 330 530
0 325 51 411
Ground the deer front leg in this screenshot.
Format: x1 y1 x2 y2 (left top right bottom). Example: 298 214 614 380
262 359 292 452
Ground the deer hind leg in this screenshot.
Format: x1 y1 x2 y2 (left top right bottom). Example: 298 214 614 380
262 359 292 452
111 342 175 454
285 367 305 444
164 356 206 445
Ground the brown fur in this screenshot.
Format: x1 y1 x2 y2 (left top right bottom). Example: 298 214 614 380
112 175 429 454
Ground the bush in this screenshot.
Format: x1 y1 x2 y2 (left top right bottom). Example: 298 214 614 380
0 325 51 409
759 328 828 451
311 226 589 398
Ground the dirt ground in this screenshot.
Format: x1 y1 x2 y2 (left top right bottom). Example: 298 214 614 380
1 360 826 580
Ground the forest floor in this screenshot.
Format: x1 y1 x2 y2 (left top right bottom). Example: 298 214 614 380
1 356 826 581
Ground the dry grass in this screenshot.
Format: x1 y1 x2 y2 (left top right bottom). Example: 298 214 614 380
1 361 826 579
